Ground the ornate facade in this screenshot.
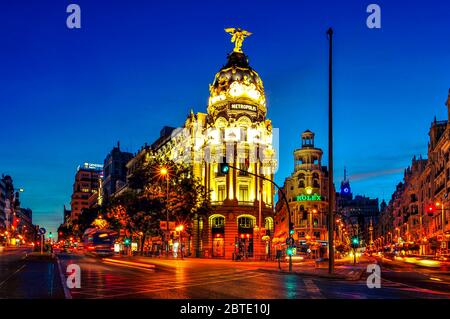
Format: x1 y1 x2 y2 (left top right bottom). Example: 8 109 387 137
375 89 450 255
274 130 330 258
149 29 277 259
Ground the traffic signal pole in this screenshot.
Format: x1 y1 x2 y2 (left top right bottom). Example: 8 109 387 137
225 164 293 272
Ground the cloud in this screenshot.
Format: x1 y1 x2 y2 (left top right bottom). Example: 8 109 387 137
349 167 404 182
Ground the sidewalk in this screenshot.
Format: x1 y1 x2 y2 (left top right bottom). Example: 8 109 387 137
106 254 366 281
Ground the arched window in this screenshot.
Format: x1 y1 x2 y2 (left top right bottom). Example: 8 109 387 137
211 216 225 228
264 217 274 234
313 179 320 188
298 173 306 188
238 217 254 228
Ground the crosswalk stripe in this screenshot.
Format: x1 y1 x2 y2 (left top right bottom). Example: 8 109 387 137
303 279 325 299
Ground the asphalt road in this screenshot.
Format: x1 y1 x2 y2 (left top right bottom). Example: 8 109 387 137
376 257 450 295
0 246 64 298
56 253 450 299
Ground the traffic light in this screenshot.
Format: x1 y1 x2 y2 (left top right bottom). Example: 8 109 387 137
124 238 131 246
48 232 53 238
351 236 359 248
220 162 230 174
427 204 435 216
289 222 294 235
286 247 294 256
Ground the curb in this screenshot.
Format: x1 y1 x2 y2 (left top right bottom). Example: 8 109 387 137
56 256 72 299
256 267 364 281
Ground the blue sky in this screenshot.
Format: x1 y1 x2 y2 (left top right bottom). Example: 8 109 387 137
1 0 449 234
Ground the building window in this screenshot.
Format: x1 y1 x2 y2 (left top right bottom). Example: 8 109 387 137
264 217 274 234
313 179 320 188
239 185 249 202
240 127 247 142
211 216 225 228
238 217 253 228
218 185 226 202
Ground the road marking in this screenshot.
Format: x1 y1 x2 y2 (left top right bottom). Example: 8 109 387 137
103 260 156 272
92 272 265 299
102 258 156 269
303 279 325 299
380 277 450 296
0 264 25 288
56 257 72 299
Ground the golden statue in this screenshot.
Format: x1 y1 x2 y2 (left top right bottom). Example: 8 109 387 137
225 28 252 53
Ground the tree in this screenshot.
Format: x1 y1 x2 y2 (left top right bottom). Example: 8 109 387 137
106 156 211 256
72 207 101 239
57 223 73 241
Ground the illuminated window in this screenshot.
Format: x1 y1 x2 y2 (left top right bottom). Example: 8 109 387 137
218 185 226 202
239 185 249 202
211 216 225 228
264 217 274 233
238 217 253 228
240 127 247 142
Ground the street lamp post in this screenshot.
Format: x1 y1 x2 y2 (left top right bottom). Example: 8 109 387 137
326 27 335 274
160 167 170 257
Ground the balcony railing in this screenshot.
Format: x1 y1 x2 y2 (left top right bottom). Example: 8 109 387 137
211 200 272 207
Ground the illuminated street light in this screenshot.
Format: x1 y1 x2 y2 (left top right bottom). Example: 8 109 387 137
160 166 170 256
160 167 168 176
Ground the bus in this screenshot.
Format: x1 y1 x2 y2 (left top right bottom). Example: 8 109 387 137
82 228 118 257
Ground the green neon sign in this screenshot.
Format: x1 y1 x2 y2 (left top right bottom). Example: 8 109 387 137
295 193 322 201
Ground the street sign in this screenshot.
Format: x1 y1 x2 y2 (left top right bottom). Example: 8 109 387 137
38 228 46 235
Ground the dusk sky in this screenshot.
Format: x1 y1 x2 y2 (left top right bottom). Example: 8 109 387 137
1 0 449 234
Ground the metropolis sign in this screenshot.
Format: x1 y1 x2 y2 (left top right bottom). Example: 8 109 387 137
295 193 322 201
230 103 257 112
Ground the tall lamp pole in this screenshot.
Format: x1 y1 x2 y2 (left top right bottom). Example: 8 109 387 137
160 167 170 256
327 27 335 274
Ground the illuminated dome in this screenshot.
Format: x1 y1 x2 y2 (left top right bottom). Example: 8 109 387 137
208 51 266 118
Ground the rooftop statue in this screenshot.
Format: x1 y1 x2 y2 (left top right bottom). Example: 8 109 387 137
225 28 252 53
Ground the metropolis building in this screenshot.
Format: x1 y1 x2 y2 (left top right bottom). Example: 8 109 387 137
149 29 277 259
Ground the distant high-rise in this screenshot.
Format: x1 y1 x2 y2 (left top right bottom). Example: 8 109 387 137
63 205 71 224
102 142 133 203
70 163 103 220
